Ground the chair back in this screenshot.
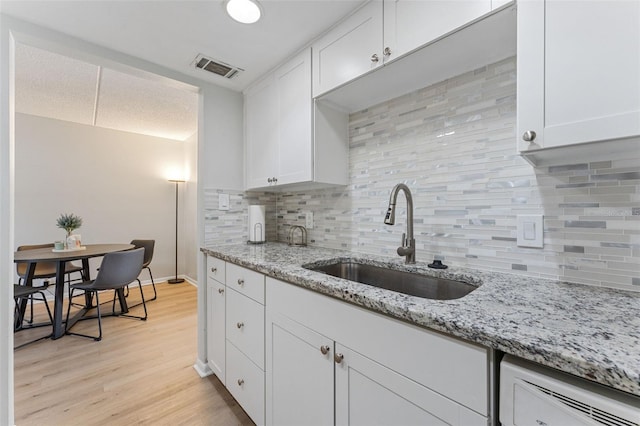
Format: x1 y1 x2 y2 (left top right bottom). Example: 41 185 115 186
130 239 155 268
16 244 56 278
92 248 144 290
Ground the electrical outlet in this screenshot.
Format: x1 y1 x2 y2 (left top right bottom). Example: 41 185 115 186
517 214 543 248
305 212 314 229
219 193 230 211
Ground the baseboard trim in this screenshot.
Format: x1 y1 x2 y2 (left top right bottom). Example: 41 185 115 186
193 359 213 378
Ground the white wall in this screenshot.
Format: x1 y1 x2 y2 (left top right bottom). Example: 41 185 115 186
1 15 245 422
15 112 192 282
183 131 198 282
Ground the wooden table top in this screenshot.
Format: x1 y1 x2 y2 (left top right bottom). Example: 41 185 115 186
14 243 135 263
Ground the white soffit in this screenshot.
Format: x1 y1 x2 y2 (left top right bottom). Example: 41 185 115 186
15 43 197 141
97 68 197 141
15 43 98 126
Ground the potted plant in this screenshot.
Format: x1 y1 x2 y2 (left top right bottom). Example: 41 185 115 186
56 213 83 248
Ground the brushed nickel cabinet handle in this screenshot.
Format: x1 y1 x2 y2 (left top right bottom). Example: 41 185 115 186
237 322 244 329
211 267 217 273
237 278 244 286
371 53 379 63
334 353 344 364
522 130 537 142
320 345 330 355
237 379 244 386
218 288 224 294
384 47 391 57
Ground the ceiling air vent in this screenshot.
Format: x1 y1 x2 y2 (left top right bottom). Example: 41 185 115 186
193 54 243 79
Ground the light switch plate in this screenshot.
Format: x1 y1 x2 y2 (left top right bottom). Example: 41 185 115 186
219 193 230 211
517 214 543 248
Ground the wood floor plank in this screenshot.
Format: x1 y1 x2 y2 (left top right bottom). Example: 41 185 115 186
14 282 254 426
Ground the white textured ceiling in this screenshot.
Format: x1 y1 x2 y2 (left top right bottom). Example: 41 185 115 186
1 0 364 92
5 0 364 141
15 43 198 141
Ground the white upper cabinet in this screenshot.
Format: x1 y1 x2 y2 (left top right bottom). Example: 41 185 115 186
245 75 278 189
517 0 640 163
275 50 313 186
312 0 503 98
383 0 491 63
245 48 349 191
312 1 383 98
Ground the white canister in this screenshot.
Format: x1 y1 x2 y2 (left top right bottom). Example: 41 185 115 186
248 205 266 243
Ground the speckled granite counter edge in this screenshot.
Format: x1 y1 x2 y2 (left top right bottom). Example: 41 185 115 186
201 245 640 397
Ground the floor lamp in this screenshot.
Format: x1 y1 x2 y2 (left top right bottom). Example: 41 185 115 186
168 179 185 284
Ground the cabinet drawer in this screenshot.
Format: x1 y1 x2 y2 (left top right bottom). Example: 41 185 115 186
227 342 265 426
226 263 265 304
207 256 226 284
227 288 265 369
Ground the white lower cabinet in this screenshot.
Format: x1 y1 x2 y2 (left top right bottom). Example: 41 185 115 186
335 344 485 426
226 287 265 370
206 257 226 383
266 313 334 426
208 256 490 425
227 341 265 425
206 256 265 425
266 277 490 425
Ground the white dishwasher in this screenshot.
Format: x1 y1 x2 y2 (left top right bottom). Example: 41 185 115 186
500 355 640 426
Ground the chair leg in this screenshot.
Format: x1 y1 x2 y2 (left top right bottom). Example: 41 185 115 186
119 279 147 321
147 267 157 301
14 290 53 349
65 289 102 341
37 289 53 324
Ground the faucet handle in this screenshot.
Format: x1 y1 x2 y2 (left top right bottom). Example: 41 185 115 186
401 232 406 246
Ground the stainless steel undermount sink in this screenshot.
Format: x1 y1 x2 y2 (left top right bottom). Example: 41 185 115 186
305 261 477 300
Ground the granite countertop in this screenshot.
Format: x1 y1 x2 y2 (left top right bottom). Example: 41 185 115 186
201 243 640 397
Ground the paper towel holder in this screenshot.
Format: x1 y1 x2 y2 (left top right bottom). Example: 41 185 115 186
247 222 266 245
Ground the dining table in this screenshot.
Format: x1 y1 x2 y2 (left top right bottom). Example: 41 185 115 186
14 243 135 339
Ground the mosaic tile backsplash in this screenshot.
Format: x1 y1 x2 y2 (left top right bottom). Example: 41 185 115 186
205 56 639 291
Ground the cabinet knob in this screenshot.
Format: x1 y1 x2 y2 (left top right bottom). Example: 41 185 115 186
237 379 244 386
210 267 217 273
384 47 392 57
522 130 537 142
267 178 273 183
334 353 344 364
273 177 278 183
218 288 224 294
320 345 330 355
237 278 244 286
237 322 244 329
371 54 379 63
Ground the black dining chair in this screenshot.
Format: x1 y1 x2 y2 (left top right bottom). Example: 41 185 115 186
130 239 157 302
13 284 53 349
16 243 85 324
65 248 146 341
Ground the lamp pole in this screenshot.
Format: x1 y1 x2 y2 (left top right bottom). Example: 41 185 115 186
168 179 185 284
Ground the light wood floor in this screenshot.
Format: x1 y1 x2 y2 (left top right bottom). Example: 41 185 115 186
14 282 254 426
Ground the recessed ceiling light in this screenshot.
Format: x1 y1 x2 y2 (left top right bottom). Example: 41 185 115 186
225 0 262 24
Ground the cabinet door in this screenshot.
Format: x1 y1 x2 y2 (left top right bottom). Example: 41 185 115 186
266 312 334 426
335 344 487 426
275 49 313 185
517 0 640 152
206 279 226 384
383 0 491 62
312 1 383 97
245 74 278 189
